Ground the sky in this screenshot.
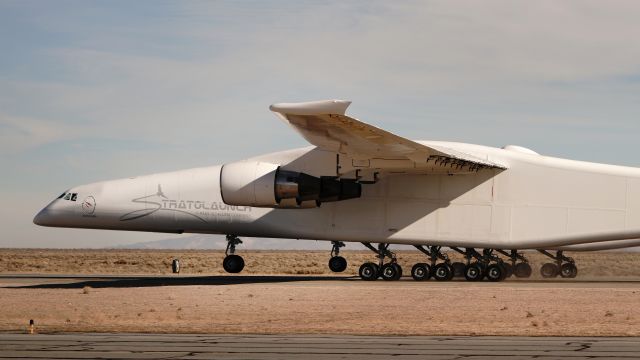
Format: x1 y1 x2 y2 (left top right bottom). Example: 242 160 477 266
1 0 640 248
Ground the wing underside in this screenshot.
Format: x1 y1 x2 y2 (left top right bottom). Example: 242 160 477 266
270 100 505 175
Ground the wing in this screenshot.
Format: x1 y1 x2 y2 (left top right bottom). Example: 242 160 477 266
270 100 505 174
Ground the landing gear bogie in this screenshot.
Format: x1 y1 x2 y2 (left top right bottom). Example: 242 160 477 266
538 250 577 279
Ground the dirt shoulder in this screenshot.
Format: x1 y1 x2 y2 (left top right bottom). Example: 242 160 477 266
2 249 640 279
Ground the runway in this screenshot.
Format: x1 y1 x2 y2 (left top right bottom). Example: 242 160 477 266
2 333 640 359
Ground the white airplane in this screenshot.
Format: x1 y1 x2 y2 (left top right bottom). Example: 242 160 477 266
34 100 640 281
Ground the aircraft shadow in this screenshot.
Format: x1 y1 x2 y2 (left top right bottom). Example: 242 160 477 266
4 275 355 289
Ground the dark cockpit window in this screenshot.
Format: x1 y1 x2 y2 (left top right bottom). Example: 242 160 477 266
70 193 78 201
57 193 66 199
64 193 71 200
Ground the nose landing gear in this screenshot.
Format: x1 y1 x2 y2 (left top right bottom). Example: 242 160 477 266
222 235 245 273
328 241 347 273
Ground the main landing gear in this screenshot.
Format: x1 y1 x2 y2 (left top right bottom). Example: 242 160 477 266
412 245 454 281
223 234 245 273
537 250 577 278
328 241 348 272
358 243 402 281
452 248 508 282
495 249 532 279
407 247 533 282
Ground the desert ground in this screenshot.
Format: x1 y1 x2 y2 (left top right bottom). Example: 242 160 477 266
1 249 639 336
2 248 640 278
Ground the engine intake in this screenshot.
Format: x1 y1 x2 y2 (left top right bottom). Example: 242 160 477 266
220 161 361 208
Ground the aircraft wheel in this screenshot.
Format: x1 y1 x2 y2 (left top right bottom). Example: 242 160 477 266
514 262 532 278
411 263 431 281
433 263 451 281
451 262 466 278
359 262 379 280
502 262 513 278
464 263 483 281
392 263 403 280
560 263 578 278
540 262 559 278
381 263 399 281
222 254 245 273
328 256 347 273
486 264 504 282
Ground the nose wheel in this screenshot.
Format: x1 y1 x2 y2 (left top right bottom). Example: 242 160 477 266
223 235 245 273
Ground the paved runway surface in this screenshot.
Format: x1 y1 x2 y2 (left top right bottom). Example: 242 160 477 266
1 333 640 359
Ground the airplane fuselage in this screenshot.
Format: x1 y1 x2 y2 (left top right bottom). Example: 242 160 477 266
34 141 640 250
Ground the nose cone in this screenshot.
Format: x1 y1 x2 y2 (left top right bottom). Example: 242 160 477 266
33 207 53 226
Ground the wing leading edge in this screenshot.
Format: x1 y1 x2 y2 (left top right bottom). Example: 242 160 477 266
270 100 506 174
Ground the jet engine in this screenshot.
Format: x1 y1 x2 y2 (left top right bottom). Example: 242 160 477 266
219 161 361 208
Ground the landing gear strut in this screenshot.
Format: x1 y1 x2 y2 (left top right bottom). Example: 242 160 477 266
359 243 402 281
328 241 347 273
223 235 245 273
537 250 577 278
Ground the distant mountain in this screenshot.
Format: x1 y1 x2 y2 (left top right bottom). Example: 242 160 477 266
112 234 333 250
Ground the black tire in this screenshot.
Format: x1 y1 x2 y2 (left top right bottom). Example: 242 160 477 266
540 262 559 278
172 259 180 274
381 263 399 281
411 263 430 281
451 262 466 278
514 262 532 278
560 263 578 278
433 263 451 281
464 263 483 281
328 256 348 273
486 264 504 282
222 255 245 273
392 263 403 280
502 262 513 278
359 262 379 281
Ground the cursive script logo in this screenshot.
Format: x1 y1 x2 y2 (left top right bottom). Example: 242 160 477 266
119 184 251 223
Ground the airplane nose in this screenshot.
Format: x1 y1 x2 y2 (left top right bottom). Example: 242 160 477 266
33 208 52 226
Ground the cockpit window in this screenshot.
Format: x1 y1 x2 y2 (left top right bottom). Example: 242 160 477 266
64 193 71 200
57 192 66 199
70 193 77 201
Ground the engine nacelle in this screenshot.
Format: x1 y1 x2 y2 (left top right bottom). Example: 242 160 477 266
220 161 361 208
